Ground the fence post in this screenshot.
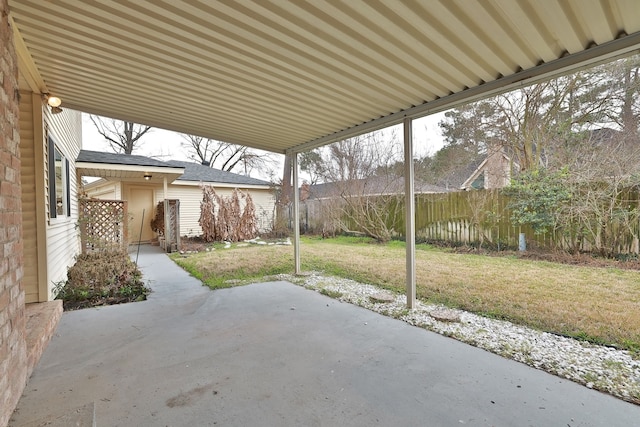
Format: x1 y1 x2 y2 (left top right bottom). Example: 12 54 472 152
122 201 128 250
519 232 526 252
164 199 170 252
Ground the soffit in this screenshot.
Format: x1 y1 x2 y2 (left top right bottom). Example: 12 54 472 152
76 162 185 183
9 1 640 154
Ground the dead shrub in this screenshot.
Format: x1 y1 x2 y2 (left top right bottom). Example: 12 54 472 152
199 186 259 242
151 201 165 236
55 250 149 310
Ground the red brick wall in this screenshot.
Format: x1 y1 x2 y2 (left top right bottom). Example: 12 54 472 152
0 0 27 425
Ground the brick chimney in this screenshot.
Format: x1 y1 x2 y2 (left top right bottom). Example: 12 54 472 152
300 182 310 201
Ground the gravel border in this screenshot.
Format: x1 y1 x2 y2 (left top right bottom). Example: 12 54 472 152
274 271 640 405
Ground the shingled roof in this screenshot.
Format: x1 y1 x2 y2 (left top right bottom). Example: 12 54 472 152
303 176 449 200
77 149 176 168
166 160 271 186
77 150 272 187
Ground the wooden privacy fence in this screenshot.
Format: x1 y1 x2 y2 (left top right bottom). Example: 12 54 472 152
414 191 526 249
413 190 640 253
79 199 128 253
301 189 640 254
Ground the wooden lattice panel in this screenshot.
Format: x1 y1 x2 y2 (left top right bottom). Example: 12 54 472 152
80 199 128 253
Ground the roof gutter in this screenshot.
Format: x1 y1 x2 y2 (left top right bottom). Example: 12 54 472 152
173 180 272 190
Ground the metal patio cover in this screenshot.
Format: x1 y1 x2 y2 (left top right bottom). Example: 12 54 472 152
10 1 640 154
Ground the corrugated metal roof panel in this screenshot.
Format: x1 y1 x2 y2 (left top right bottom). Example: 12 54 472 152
10 0 640 154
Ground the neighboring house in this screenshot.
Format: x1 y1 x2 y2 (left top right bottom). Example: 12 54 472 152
460 148 518 191
298 176 448 233
301 176 448 200
77 151 275 242
459 129 634 191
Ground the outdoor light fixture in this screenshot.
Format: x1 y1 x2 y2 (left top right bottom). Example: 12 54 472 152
46 95 62 107
144 173 152 180
42 93 63 114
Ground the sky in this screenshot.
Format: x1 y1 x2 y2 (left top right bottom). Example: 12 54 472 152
81 111 448 181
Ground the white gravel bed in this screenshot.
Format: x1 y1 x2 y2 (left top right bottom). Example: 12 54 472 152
276 272 640 404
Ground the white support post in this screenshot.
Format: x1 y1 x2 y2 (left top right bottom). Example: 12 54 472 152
292 152 301 274
163 177 169 251
163 176 168 200
404 117 416 309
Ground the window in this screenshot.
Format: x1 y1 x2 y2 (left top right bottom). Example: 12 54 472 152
470 171 485 190
48 137 70 219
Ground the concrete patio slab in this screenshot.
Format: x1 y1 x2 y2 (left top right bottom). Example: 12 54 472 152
9 245 640 426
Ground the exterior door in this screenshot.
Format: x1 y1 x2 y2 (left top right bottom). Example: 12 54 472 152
128 187 155 243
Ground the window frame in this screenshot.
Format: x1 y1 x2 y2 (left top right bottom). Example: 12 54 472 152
48 136 71 220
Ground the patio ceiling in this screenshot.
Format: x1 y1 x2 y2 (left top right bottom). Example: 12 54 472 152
9 1 640 155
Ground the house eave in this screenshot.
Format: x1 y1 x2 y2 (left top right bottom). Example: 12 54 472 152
173 180 272 190
460 158 489 190
76 162 184 183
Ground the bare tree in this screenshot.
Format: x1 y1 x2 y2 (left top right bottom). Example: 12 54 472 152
272 155 293 237
436 60 629 174
599 55 640 143
306 129 404 242
562 130 640 255
90 116 152 154
435 54 640 256
181 134 275 175
299 150 324 185
465 189 504 249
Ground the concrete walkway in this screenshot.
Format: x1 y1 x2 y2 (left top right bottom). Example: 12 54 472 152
9 245 640 426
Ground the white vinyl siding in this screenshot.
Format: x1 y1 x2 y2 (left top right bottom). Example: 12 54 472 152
154 183 276 238
246 189 276 234
156 185 202 238
19 92 83 302
86 180 275 239
83 180 121 200
44 107 82 300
